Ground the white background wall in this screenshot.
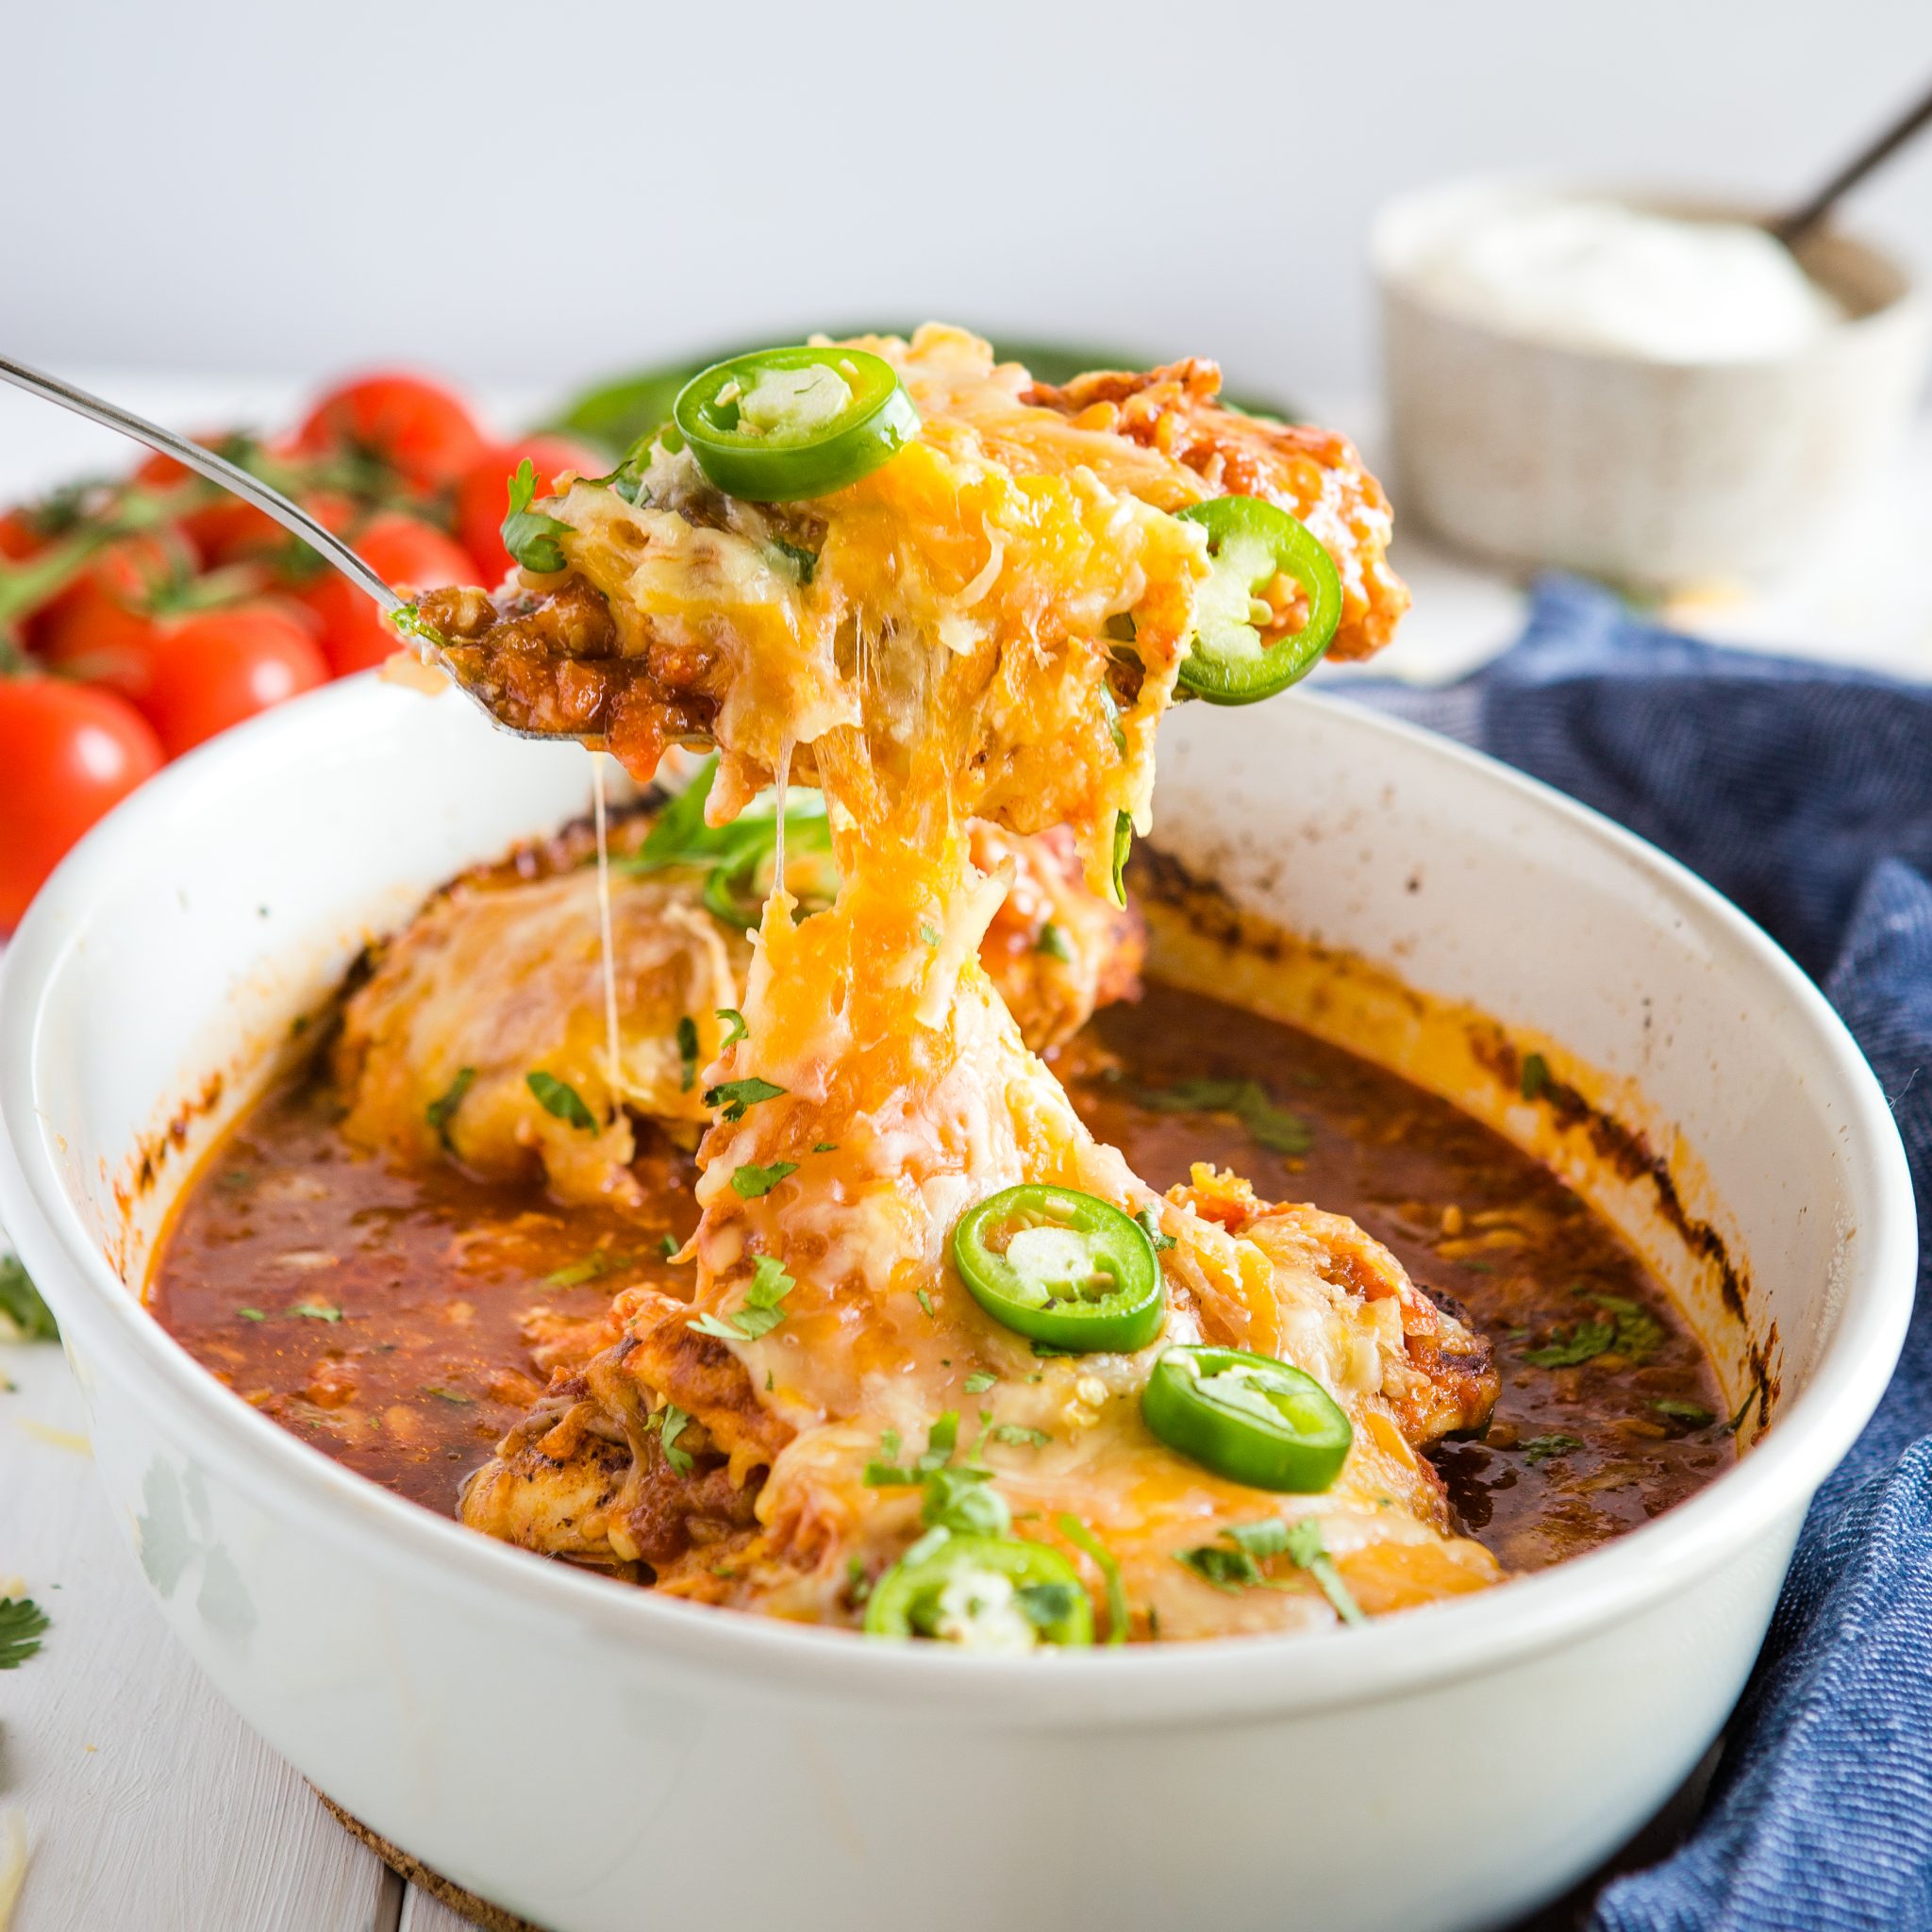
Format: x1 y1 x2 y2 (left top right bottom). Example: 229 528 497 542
7 0 1931 406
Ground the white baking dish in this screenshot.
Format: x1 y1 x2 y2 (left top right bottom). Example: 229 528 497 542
0 676 1913 1932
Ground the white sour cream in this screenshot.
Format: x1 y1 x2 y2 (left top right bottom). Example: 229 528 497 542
1404 196 1844 363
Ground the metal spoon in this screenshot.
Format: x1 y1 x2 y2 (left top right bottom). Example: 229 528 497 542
0 353 570 742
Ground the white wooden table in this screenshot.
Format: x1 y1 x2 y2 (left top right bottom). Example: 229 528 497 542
2 375 1926 1932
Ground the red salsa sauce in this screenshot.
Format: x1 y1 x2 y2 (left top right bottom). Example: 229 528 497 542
150 982 1730 1573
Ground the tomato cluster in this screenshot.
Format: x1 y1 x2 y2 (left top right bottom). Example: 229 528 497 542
0 373 598 930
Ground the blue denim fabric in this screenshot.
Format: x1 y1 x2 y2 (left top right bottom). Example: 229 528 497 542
1360 576 1932 1931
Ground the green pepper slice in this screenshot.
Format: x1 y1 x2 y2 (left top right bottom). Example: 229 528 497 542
951 1183 1164 1354
674 346 919 502
863 1533 1094 1648
1175 496 1341 705
1141 1345 1352 1492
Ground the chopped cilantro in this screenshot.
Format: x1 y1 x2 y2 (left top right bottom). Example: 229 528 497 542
918 921 941 947
731 1160 798 1199
963 1370 997 1394
715 1008 748 1048
501 458 575 574
704 1076 786 1123
292 1301 341 1324
1057 1513 1128 1644
654 1403 693 1475
658 1234 681 1259
991 1423 1051 1449
0 1255 58 1342
1109 810 1132 906
1134 1205 1175 1252
1654 1399 1717 1427
425 1065 476 1151
676 1015 699 1092
1175 1518 1365 1625
812 1141 839 1153
1577 1289 1665 1363
1036 921 1074 963
688 1253 795 1341
238 1307 266 1323
845 1555 873 1605
1521 1319 1615 1368
425 1385 474 1406
1017 1581 1083 1630
1521 1051 1551 1100
771 538 819 586
0 1596 49 1670
916 1288 936 1320
525 1071 598 1132
1522 1433 1582 1465
1284 1519 1365 1625
1133 1076 1313 1156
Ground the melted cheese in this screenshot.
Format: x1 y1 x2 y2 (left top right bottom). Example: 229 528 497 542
458 326 1492 1638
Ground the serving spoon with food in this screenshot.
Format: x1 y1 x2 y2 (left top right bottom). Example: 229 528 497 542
0 352 570 741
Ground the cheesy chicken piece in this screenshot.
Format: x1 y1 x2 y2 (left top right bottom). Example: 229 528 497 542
439 326 1496 1642
335 799 1141 1206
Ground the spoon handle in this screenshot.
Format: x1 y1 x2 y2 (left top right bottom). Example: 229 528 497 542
0 354 401 614
1774 78 1932 246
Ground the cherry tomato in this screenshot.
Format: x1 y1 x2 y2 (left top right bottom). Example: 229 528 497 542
133 605 327 757
295 373 488 489
0 509 41 561
0 677 164 931
456 437 601 582
30 527 193 670
302 513 477 676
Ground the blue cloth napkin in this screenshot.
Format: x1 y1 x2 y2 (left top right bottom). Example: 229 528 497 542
1362 576 1932 1932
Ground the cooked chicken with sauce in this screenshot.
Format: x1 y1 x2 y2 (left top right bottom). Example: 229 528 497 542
146 326 1733 1651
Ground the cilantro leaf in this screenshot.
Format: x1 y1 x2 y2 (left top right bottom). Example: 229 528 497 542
655 1403 693 1475
1521 1319 1615 1369
770 538 818 586
526 1071 599 1132
1175 1542 1258 1591
1175 1518 1364 1625
1016 1581 1083 1630
963 1370 997 1394
1132 1075 1313 1156
291 1301 341 1323
1057 1513 1128 1644
1578 1289 1665 1364
425 1066 476 1151
704 1076 787 1123
1109 810 1132 907
715 1008 748 1048
1134 1205 1175 1252
1283 1519 1366 1625
1654 1399 1717 1427
500 458 575 574
689 1253 795 1342
731 1160 797 1199
1036 922 1074 963
0 1596 49 1670
1522 1433 1582 1465
990 1423 1051 1449
676 1016 699 1093
0 1255 58 1342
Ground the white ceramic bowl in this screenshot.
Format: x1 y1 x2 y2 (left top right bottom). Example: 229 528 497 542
1373 175 1931 590
0 678 1914 1932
